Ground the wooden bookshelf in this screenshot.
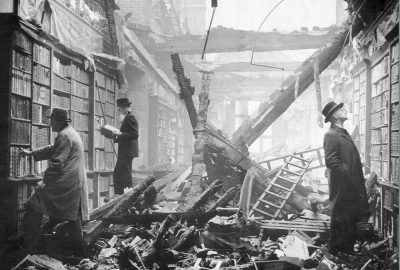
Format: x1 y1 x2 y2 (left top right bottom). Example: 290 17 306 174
4 29 120 235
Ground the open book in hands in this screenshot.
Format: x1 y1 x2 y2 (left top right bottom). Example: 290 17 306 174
101 124 122 139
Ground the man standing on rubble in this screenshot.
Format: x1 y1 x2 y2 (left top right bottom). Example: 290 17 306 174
113 98 139 195
20 108 89 255
322 101 369 255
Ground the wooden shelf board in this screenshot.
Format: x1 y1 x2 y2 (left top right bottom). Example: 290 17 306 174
33 59 50 69
13 46 31 55
12 66 31 75
54 72 71 82
33 80 50 87
11 117 31 122
53 88 71 95
32 100 50 106
11 91 31 99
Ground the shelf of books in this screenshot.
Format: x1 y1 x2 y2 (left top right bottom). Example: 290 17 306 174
370 52 390 179
352 67 367 160
6 30 119 232
390 39 399 186
93 70 116 206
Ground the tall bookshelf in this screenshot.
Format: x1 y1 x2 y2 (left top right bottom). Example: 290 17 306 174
370 52 390 179
352 66 369 165
389 39 399 185
149 95 178 165
5 29 119 234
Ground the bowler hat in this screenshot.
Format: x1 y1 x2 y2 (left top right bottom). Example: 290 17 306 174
322 101 343 123
47 108 71 122
117 98 132 107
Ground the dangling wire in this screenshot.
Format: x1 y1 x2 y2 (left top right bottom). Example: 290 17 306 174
250 0 286 85
201 0 218 60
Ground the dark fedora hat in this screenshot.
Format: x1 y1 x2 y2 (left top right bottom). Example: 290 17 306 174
322 101 343 123
47 108 71 122
117 98 132 107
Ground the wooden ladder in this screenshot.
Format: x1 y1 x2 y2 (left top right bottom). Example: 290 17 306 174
249 154 313 220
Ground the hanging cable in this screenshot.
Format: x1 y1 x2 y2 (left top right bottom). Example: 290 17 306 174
201 0 218 60
250 0 285 85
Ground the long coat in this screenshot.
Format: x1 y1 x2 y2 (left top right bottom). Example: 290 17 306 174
25 125 89 221
115 112 139 158
323 125 369 218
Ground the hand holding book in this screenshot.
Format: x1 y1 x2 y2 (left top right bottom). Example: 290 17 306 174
101 124 122 139
19 148 32 158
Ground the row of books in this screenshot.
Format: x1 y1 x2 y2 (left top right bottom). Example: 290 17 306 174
33 84 50 105
371 77 390 97
33 44 50 67
371 127 389 144
99 175 112 192
95 150 114 170
13 31 32 52
95 116 105 129
94 131 105 148
31 126 50 149
53 94 70 109
391 83 399 103
95 88 115 103
32 160 48 175
33 64 50 86
78 131 89 151
371 56 389 83
53 57 71 78
12 50 32 73
87 177 94 194
10 147 30 177
391 158 399 184
16 183 34 212
392 104 399 130
391 132 399 156
104 137 113 152
32 104 50 125
11 95 30 120
10 120 30 144
71 96 89 113
70 111 89 131
391 42 399 63
54 74 71 93
105 102 114 117
71 64 90 84
371 110 388 128
12 69 31 97
371 92 389 112
71 80 89 98
391 63 399 84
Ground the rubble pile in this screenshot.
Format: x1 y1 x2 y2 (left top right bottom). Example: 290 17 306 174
12 171 398 270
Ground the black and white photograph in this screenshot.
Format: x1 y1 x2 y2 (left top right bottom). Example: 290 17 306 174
0 0 398 269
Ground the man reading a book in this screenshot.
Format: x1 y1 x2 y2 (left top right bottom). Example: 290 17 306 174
19 108 89 256
112 97 139 195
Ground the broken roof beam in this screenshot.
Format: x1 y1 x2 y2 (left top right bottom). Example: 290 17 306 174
231 17 364 147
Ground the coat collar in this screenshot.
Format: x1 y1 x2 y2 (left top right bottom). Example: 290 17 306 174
330 124 355 145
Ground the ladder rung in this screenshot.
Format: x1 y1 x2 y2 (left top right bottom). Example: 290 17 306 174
290 155 310 163
271 183 292 191
252 207 276 218
286 161 307 169
265 190 287 200
259 199 282 208
276 175 297 183
281 168 302 176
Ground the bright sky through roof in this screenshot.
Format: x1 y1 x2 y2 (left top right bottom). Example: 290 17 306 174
205 0 339 32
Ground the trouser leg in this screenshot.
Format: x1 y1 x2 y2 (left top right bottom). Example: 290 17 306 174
21 206 43 254
113 156 134 195
329 216 356 254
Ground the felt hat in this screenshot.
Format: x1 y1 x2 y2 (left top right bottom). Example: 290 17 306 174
47 108 71 122
117 98 132 107
322 101 343 123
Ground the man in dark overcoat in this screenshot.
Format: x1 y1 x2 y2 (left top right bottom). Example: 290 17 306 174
20 108 89 255
113 98 139 195
322 101 369 254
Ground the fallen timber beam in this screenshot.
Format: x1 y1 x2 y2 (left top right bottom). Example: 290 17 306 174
231 17 365 147
83 176 155 244
102 208 239 224
253 219 330 233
